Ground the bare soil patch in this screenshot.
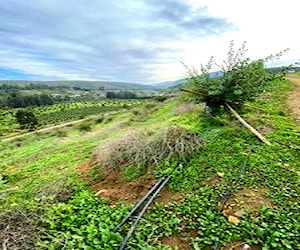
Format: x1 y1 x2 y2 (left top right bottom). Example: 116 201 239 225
286 76 300 123
161 235 191 250
222 188 273 222
77 161 95 174
286 75 300 85
92 171 156 204
157 188 184 205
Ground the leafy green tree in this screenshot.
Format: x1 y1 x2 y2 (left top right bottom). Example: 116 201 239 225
15 109 39 130
0 95 6 108
184 41 288 114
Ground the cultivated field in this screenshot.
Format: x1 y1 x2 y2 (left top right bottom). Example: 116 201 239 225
0 99 145 138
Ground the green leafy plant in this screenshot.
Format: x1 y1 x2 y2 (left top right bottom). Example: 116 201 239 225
41 189 128 249
184 41 288 114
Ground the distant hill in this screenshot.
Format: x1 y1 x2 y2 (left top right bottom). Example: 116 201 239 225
151 66 298 90
0 80 157 91
151 79 187 89
152 71 224 89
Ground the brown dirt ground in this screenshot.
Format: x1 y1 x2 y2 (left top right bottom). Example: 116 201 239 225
92 171 157 204
222 242 261 250
221 187 273 222
285 75 300 123
77 160 95 174
76 159 185 205
157 188 184 205
91 172 184 205
161 235 191 250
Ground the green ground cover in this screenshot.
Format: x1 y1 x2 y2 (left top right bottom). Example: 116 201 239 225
0 80 299 249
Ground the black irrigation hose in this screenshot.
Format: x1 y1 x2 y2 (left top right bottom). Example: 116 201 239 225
113 177 166 233
119 176 172 250
212 155 250 250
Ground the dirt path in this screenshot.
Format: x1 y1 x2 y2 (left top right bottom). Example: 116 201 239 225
0 110 120 143
285 75 300 123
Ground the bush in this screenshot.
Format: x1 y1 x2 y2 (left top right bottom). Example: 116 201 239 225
95 126 204 173
184 41 288 114
15 109 39 130
154 95 168 102
77 122 92 132
0 208 45 250
94 116 104 124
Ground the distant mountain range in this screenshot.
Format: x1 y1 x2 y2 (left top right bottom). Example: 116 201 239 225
151 71 224 89
0 80 157 91
0 70 226 92
150 79 186 89
1 66 296 93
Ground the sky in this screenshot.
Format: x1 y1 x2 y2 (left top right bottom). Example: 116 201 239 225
0 0 299 83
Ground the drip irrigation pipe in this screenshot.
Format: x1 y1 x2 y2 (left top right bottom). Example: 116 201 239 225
113 176 166 232
212 155 250 250
119 175 171 250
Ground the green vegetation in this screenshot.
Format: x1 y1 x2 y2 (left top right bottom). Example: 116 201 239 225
0 99 145 137
15 109 39 130
1 43 299 250
106 90 138 99
0 79 157 91
1 78 299 249
45 80 299 250
0 91 55 108
184 41 287 114
77 121 93 132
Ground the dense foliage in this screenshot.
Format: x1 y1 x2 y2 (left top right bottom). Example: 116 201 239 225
185 41 288 114
41 190 127 249
1 92 55 108
0 99 145 136
0 82 69 91
15 110 39 129
106 91 137 99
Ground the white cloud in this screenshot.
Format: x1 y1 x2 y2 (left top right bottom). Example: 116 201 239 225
1 0 297 82
189 0 299 61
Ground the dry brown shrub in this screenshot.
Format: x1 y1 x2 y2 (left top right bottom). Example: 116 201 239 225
0 208 45 250
95 126 203 172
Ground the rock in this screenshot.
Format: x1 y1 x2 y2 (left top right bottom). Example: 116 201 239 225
217 172 224 177
228 215 240 224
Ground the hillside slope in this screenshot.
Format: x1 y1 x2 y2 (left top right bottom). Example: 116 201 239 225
0 80 299 249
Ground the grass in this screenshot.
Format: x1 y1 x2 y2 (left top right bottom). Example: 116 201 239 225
0 99 181 208
1 80 299 249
